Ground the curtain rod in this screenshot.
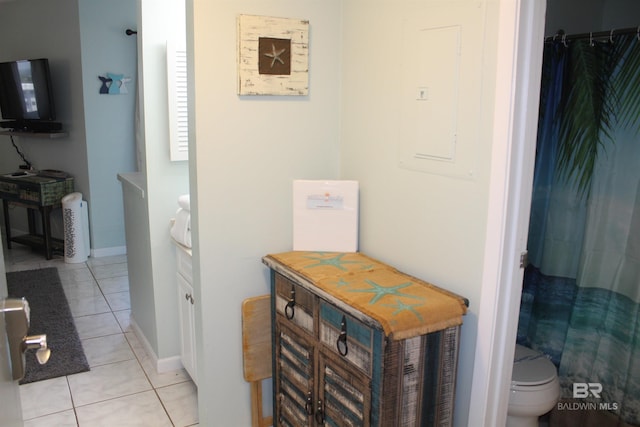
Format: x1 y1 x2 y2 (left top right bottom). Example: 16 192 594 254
545 27 640 44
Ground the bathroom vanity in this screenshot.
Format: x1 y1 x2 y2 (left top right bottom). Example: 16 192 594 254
175 241 197 384
263 251 468 426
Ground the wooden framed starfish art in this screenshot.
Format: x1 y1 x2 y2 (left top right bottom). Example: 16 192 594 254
237 14 309 95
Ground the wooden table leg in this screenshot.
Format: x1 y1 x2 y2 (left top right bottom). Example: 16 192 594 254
27 208 37 234
40 206 53 260
2 200 12 249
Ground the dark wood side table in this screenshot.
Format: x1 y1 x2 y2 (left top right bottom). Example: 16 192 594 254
0 172 74 260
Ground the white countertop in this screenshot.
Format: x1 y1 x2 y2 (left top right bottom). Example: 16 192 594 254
117 172 146 198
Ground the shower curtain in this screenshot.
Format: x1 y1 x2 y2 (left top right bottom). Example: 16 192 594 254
518 33 640 426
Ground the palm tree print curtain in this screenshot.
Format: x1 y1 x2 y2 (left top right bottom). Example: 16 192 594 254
518 32 640 427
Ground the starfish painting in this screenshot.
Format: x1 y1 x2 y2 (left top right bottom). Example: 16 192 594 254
382 299 425 322
264 43 286 68
303 253 365 271
238 15 308 94
332 278 351 288
349 279 424 305
258 37 291 76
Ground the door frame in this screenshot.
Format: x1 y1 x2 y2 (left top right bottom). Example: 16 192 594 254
468 0 547 425
1 243 25 426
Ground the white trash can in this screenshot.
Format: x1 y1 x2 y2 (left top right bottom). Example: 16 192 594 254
62 192 90 263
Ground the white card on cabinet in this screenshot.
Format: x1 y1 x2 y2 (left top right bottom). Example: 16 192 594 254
293 180 359 252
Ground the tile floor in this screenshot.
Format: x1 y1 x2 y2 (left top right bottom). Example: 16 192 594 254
4 244 199 427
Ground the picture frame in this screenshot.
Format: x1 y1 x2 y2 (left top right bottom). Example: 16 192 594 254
237 14 309 96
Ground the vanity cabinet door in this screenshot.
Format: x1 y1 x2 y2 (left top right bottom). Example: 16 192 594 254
177 273 197 384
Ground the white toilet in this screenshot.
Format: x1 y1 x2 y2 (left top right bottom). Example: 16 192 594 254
507 344 560 427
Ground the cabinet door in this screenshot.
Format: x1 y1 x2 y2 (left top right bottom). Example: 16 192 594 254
275 320 315 427
177 273 197 383
318 350 371 427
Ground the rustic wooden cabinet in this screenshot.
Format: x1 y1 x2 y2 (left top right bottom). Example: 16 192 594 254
263 252 468 427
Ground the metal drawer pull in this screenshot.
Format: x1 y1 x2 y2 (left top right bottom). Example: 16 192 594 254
315 400 325 424
305 391 314 415
337 315 348 356
285 288 296 319
185 293 194 304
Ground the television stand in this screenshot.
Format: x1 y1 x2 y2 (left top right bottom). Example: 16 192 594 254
0 120 62 132
0 130 68 139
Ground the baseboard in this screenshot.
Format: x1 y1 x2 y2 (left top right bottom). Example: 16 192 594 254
130 317 183 374
3 228 126 260
157 354 183 373
91 245 127 258
4 221 126 260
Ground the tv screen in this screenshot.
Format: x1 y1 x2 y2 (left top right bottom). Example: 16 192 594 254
0 58 56 124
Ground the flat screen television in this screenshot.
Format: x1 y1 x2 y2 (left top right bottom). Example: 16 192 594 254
0 58 61 132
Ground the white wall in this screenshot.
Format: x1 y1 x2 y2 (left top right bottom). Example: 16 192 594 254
79 0 138 252
340 2 498 425
188 1 342 425
132 0 189 360
186 1 543 426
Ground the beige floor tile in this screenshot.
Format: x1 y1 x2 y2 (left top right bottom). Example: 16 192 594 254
57 267 94 283
67 359 151 407
157 381 199 426
6 249 199 426
23 409 78 427
113 309 132 332
20 376 73 420
97 275 129 294
81 333 136 367
86 254 127 267
125 332 191 388
104 291 130 311
75 390 172 427
89 262 128 279
74 312 121 339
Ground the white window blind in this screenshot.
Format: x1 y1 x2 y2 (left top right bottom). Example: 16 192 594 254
167 42 189 161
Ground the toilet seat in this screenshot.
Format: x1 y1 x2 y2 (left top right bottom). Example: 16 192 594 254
508 345 560 427
511 345 556 387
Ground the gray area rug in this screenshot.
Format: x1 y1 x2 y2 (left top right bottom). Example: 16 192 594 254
6 267 90 384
